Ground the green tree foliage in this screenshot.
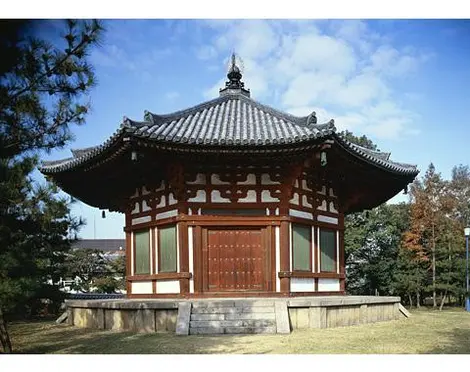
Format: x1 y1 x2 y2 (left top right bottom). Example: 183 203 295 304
0 20 104 353
64 249 125 293
343 128 468 310
339 130 378 151
346 204 410 296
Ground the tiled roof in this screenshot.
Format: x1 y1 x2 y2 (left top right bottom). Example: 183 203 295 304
137 94 335 145
72 239 125 252
335 136 417 175
39 91 418 177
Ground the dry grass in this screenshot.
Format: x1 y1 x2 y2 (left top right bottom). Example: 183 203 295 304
8 308 470 354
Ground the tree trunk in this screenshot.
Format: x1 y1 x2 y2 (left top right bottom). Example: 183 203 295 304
0 307 12 353
432 223 436 308
416 291 421 308
439 290 447 311
408 293 413 308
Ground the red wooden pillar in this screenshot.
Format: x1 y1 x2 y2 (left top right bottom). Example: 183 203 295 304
178 221 189 295
125 231 132 296
279 220 290 293
338 212 346 293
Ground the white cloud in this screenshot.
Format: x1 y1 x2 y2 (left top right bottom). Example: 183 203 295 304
196 20 429 140
165 91 180 100
90 42 173 81
196 45 218 60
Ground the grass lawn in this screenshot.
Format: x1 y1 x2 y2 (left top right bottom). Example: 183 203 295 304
7 308 470 354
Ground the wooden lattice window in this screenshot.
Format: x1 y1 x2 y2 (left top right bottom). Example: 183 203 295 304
320 228 336 272
158 224 177 273
134 230 150 275
292 223 311 271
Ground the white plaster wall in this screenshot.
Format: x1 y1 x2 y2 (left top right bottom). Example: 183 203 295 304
131 281 153 294
291 278 315 292
188 226 194 293
132 216 151 225
302 195 312 208
188 190 206 203
317 200 327 211
329 201 338 213
187 173 206 185
238 190 257 203
290 192 299 205
318 278 340 292
156 195 166 208
155 209 178 220
211 174 230 185
301 179 312 191
289 209 313 220
329 187 336 197
142 200 151 212
156 181 165 192
131 202 140 214
130 188 139 198
211 190 231 203
317 215 339 225
275 226 280 292
156 280 180 294
237 173 256 185
261 190 279 202
142 186 150 195
168 193 178 205
318 185 327 195
261 173 280 185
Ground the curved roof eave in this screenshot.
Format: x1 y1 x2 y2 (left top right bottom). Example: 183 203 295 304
332 133 419 177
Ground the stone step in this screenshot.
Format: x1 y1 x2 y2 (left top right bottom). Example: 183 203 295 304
191 306 275 314
225 326 276 334
192 300 275 308
224 312 276 320
189 326 277 335
190 312 276 321
190 319 276 328
190 314 225 321
189 327 224 335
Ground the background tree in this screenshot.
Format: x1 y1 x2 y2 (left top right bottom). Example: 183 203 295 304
64 249 126 293
339 130 378 151
404 164 448 307
64 248 107 292
345 204 409 296
0 19 104 353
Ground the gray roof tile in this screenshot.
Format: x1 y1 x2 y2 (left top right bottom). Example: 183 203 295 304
39 91 418 177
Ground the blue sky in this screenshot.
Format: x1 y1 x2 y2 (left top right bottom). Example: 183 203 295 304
33 19 470 239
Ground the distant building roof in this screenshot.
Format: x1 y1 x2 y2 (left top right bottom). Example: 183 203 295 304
71 239 125 252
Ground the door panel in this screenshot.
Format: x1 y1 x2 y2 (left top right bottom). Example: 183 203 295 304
206 228 265 292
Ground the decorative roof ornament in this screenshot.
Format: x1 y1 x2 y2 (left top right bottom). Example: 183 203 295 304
219 52 250 98
307 111 317 126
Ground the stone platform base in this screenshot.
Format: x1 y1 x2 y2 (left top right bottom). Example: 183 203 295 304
64 296 403 335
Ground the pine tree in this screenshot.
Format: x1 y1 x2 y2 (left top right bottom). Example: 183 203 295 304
0 20 104 353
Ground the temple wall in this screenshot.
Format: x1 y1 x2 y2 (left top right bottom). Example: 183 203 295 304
125 167 344 297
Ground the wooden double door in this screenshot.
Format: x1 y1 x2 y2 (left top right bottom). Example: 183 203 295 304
202 227 272 292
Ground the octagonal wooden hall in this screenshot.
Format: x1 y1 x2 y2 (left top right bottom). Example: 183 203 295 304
40 55 418 299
